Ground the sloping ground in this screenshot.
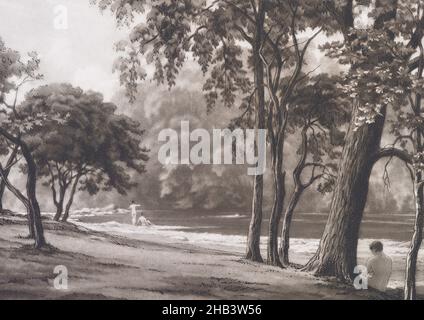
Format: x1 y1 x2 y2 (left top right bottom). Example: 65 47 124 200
0 215 406 300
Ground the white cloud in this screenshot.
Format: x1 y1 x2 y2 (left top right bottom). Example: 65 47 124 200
72 65 120 101
0 0 125 101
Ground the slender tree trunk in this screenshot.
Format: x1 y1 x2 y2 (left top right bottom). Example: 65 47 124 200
0 182 5 213
267 137 285 267
303 106 386 281
0 177 6 213
54 206 63 221
279 126 308 266
20 142 46 249
279 188 303 266
405 65 424 300
246 0 266 263
0 146 19 213
49 164 66 221
0 163 33 237
404 174 424 300
53 187 66 221
61 175 80 222
0 128 45 247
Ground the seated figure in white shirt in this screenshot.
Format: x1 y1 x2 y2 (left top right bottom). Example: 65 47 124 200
366 240 392 292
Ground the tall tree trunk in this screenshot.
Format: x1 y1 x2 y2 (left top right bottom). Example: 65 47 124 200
0 177 6 213
279 187 302 267
246 0 266 263
0 128 47 248
303 106 386 280
53 187 66 221
54 206 63 221
20 142 46 249
0 181 6 213
279 126 308 266
405 61 424 300
48 163 66 221
61 175 80 222
303 0 400 281
0 146 19 213
404 174 424 300
267 137 285 267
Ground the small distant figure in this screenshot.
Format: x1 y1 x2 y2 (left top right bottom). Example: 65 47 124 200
129 200 141 226
367 240 392 292
137 215 152 227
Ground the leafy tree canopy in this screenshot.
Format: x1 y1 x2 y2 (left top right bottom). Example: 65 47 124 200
19 83 149 196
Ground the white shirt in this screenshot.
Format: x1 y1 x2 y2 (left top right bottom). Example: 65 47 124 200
367 252 392 292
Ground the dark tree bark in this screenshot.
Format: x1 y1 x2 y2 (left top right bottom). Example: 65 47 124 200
304 0 400 281
61 174 81 222
0 161 34 237
53 187 65 221
262 4 321 266
279 125 324 266
48 163 74 222
0 145 19 213
246 0 266 263
0 179 7 213
405 175 424 300
49 165 67 222
279 187 302 267
0 128 43 243
303 106 387 280
20 141 46 248
280 164 324 267
405 53 424 300
279 127 308 266
267 128 286 267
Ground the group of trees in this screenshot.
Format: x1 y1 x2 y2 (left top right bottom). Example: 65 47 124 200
0 39 149 247
91 0 424 299
22 84 149 222
92 0 346 266
2 0 424 301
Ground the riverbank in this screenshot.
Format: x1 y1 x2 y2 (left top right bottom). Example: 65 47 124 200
0 214 417 300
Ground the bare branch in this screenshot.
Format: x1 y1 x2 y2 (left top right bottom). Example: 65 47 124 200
372 147 413 165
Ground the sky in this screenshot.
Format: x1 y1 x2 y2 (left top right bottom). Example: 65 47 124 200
0 0 125 101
